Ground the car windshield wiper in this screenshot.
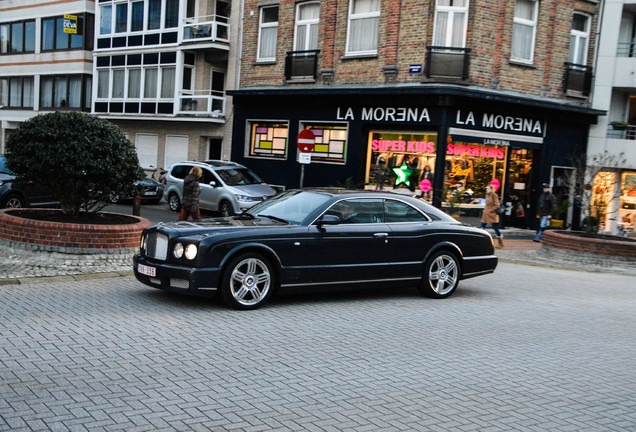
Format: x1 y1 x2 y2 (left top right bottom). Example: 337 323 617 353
257 214 288 224
234 212 255 219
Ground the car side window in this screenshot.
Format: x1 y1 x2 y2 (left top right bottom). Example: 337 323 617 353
324 199 384 224
171 165 192 179
201 169 216 185
383 199 429 223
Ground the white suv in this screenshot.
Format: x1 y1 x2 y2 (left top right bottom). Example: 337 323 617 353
164 160 279 216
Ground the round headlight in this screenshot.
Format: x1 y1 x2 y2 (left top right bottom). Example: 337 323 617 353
173 242 184 258
185 244 198 260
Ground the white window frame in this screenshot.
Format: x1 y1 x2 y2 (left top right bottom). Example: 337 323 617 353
569 12 590 65
257 5 279 62
294 2 320 51
345 0 381 56
511 0 539 64
432 0 469 48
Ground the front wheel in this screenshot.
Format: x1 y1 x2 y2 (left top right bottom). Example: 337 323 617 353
1 193 25 209
219 200 233 217
418 251 460 299
168 192 181 212
220 253 274 310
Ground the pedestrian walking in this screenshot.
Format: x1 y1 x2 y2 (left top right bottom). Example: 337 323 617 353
533 182 555 242
178 166 202 221
480 184 503 248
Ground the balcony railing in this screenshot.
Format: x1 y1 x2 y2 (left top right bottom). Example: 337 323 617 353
424 46 471 81
616 42 636 58
284 50 320 81
182 15 229 44
607 124 636 140
178 90 225 116
563 62 592 96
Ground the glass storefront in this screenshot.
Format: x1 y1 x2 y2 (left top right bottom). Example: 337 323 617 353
618 171 636 232
364 130 538 227
365 131 438 199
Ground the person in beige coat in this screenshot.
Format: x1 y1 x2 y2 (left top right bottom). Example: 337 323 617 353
480 184 503 248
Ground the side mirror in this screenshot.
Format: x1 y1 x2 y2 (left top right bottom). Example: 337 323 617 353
209 180 217 187
317 214 340 227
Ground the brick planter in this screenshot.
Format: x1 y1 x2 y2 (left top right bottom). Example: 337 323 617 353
543 230 636 259
0 209 152 254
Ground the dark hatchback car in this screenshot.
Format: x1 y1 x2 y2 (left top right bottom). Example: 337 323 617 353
109 175 165 204
0 155 59 209
134 189 498 310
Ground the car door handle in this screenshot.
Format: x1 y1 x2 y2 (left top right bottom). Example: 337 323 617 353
373 232 389 238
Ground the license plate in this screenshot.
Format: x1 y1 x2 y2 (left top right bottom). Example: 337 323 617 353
144 191 157 196
138 263 156 277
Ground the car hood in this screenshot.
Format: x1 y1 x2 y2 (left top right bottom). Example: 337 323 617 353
154 216 290 237
226 183 276 197
0 172 15 182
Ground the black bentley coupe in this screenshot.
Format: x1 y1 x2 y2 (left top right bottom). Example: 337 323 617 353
134 188 497 309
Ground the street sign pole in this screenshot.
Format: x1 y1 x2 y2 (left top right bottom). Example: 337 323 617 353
296 129 315 188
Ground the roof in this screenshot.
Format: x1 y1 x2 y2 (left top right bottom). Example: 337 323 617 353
228 83 605 117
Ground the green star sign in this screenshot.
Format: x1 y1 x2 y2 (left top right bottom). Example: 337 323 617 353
392 163 413 188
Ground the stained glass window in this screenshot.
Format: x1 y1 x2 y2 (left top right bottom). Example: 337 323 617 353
249 122 288 158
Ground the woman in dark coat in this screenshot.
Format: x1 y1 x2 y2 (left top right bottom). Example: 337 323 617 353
480 184 503 248
178 166 202 221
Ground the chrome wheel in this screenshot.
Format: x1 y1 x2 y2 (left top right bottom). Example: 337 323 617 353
168 193 180 212
3 194 25 209
220 201 233 217
221 253 274 309
419 251 460 298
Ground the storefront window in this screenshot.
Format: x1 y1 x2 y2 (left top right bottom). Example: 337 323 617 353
249 121 288 159
302 123 347 164
444 137 507 205
619 172 636 232
365 131 438 199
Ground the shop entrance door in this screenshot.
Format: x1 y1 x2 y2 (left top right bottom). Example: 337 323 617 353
504 148 534 228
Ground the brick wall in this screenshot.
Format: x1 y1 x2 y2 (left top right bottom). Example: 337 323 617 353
543 230 636 258
0 210 152 254
239 0 599 101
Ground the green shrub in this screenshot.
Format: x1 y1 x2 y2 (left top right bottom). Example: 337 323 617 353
6 112 143 216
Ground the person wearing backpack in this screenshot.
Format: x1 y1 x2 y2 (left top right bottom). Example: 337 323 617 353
480 184 503 248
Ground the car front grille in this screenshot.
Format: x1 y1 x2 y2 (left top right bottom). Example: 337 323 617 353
146 232 168 261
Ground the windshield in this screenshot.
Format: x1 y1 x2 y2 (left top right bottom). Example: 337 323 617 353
216 167 263 186
0 156 13 175
246 190 331 224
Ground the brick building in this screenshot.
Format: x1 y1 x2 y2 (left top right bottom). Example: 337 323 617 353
229 0 604 229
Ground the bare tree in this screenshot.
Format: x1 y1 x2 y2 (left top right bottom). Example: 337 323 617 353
564 151 627 233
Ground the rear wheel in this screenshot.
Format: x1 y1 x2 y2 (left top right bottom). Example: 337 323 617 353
220 253 274 310
219 200 233 217
1 193 25 209
418 251 460 299
168 192 181 212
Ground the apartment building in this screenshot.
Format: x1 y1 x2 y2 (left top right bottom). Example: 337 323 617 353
229 0 604 229
0 0 94 150
587 0 636 234
92 0 236 171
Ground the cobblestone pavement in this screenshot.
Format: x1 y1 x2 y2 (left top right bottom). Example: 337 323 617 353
1 263 635 431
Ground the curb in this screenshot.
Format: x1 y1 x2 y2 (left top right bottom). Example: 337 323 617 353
0 270 134 285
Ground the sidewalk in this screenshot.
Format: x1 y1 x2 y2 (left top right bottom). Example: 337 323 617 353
0 228 632 284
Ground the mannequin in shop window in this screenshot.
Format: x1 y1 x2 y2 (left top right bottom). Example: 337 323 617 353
420 165 433 201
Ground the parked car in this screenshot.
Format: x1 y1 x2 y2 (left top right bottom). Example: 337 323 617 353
109 175 164 204
134 188 498 310
0 155 59 209
163 160 278 216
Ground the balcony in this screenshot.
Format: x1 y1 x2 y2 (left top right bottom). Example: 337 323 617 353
423 46 471 82
564 62 592 97
607 123 636 140
178 91 225 117
284 50 320 82
182 15 229 46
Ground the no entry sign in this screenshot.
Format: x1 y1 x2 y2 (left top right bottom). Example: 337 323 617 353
297 129 315 153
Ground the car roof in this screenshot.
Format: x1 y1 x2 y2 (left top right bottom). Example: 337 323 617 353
171 160 245 170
